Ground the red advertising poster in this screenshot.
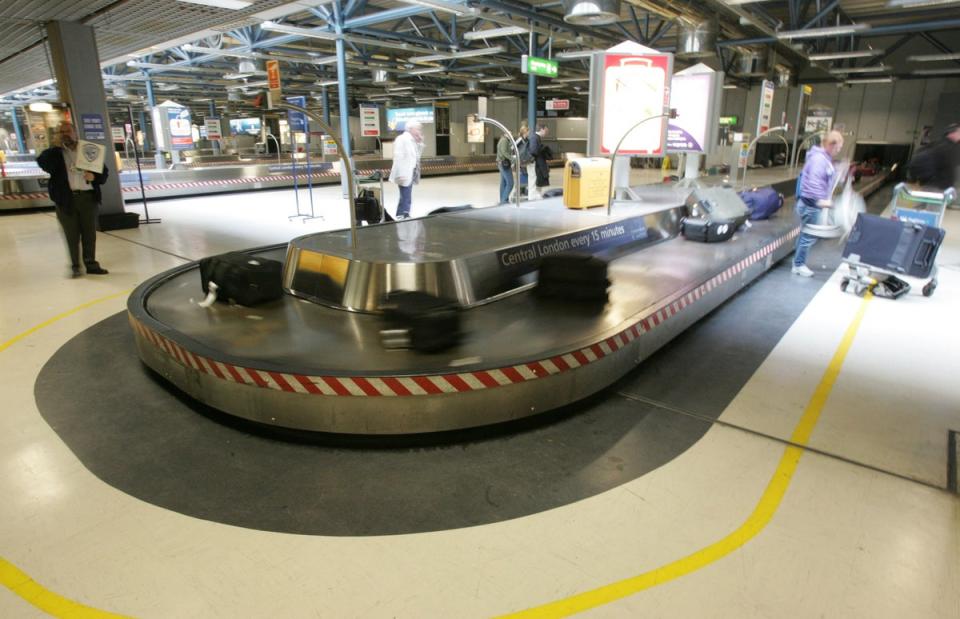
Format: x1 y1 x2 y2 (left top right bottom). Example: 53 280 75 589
600 53 671 155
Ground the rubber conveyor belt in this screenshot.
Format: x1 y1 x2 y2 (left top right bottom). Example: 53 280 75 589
128 207 799 435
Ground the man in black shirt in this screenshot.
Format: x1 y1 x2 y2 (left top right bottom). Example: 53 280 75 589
909 122 959 191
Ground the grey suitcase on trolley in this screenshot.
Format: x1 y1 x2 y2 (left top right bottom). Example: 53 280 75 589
842 213 945 279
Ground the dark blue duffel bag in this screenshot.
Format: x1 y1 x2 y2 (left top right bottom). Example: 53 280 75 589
739 187 784 220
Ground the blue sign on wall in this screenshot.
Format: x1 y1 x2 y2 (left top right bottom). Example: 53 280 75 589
286 96 307 132
81 114 106 141
386 107 435 132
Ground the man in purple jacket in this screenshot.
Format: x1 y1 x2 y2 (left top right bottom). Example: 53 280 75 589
792 130 844 277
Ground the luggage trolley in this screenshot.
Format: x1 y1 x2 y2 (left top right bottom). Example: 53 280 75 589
840 183 953 298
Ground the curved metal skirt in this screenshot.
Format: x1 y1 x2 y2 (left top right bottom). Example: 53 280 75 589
127 219 798 435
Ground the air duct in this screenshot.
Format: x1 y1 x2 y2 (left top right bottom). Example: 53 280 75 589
112 86 128 98
737 49 768 75
371 69 392 84
563 0 621 26
677 20 717 58
466 79 478 92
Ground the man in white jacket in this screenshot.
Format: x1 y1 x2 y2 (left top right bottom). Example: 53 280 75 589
388 120 424 219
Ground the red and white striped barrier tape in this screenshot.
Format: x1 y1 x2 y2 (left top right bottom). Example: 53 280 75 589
130 228 798 397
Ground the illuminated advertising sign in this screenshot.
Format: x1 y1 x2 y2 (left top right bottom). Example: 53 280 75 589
386 107 434 131
167 106 193 150
599 53 672 155
667 64 722 154
359 104 380 137
757 79 775 135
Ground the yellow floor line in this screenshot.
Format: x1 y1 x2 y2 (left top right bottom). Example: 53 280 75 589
500 293 873 618
2 290 133 617
0 290 130 353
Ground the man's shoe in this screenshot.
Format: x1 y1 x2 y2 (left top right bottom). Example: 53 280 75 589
86 266 109 275
71 266 82 278
791 264 814 277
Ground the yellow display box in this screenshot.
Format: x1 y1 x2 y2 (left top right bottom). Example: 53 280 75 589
563 157 612 209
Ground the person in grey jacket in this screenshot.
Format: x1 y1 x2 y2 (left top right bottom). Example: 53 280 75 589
36 121 109 278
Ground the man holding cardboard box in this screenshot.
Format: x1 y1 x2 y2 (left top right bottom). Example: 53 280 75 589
37 120 109 278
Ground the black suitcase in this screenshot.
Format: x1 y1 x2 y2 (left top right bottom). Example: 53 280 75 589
354 189 386 224
380 290 462 352
535 253 610 303
680 217 737 243
98 211 140 231
199 252 284 306
842 213 944 278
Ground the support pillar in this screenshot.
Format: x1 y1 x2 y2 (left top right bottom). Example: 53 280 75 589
45 20 124 215
334 2 353 198
12 107 26 152
208 101 221 155
144 78 165 169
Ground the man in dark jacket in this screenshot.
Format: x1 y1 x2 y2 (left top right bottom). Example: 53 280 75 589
909 122 960 191
528 123 551 190
37 121 109 277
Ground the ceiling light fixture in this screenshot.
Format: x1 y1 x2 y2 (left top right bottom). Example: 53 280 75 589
808 49 883 61
906 52 960 62
463 26 528 41
183 44 260 59
844 77 894 84
386 86 414 92
28 101 54 112
394 0 474 16
555 49 603 60
777 24 869 40
175 0 252 9
408 67 446 75
316 79 339 86
409 45 505 64
911 68 960 76
828 65 889 74
555 76 589 82
478 76 514 83
259 21 340 41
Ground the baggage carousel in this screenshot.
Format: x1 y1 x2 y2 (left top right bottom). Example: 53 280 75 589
127 189 800 435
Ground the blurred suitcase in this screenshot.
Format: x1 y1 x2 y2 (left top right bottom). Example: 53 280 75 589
535 253 610 303
680 218 737 243
738 186 784 220
355 188 385 224
380 290 462 353
199 252 283 306
842 213 944 278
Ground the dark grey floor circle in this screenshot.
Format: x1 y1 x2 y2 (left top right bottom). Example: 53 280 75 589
36 211 861 536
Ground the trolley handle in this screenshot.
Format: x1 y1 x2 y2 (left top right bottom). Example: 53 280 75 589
914 238 938 270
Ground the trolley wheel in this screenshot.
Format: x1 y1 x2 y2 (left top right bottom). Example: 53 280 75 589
840 279 849 293
922 281 937 297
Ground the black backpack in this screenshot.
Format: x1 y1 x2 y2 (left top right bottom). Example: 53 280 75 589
908 146 937 184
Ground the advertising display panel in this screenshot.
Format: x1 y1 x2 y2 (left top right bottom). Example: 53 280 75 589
756 79 775 136
667 64 722 154
359 104 380 137
204 117 222 140
167 106 193 150
466 114 484 143
229 118 261 135
386 107 434 131
598 52 672 155
286 96 307 132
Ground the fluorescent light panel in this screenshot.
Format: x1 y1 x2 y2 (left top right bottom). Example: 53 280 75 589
828 65 889 74
463 26 528 41
912 68 960 75
906 52 960 62
808 49 883 61
394 0 474 16
410 45 504 63
478 76 513 83
777 24 869 39
175 0 252 9
260 21 340 41
386 86 414 91
845 77 894 84
409 67 445 75
555 76 589 82
555 49 602 60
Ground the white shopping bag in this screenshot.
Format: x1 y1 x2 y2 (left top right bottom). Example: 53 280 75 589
601 56 667 154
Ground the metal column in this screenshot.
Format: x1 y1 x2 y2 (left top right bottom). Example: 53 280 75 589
12 107 26 152
45 20 124 215
144 77 164 169
334 1 353 198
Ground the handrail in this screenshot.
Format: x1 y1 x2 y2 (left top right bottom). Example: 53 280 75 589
273 102 358 247
606 112 673 216
741 125 787 190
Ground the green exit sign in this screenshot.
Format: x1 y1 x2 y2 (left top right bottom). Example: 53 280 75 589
718 116 739 126
521 54 558 78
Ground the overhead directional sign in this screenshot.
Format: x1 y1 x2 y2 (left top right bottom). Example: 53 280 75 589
521 54 558 78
